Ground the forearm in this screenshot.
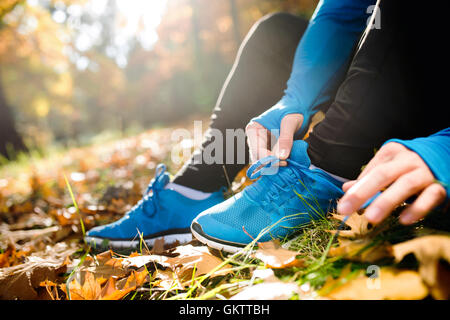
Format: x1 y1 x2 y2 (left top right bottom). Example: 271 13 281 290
253 0 375 135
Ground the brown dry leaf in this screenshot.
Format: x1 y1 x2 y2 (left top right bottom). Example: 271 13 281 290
153 268 185 291
166 245 232 280
320 267 428 300
0 226 60 244
150 245 231 290
63 272 100 300
75 250 128 282
102 270 148 300
0 244 31 268
128 251 140 258
64 268 149 300
80 271 102 300
392 235 450 300
329 212 371 238
328 238 393 263
254 240 305 269
99 277 117 299
118 269 148 289
39 279 61 300
0 256 68 300
27 242 77 263
151 237 166 255
100 280 135 300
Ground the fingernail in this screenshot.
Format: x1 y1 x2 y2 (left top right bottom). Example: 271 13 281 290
279 149 288 159
364 206 382 223
337 201 353 215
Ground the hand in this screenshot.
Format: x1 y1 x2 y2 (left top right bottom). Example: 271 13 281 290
337 142 447 225
246 114 304 165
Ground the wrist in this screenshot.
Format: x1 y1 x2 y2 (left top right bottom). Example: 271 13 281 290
251 98 311 138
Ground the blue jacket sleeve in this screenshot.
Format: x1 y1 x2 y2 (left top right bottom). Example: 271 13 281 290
385 128 450 200
252 0 375 137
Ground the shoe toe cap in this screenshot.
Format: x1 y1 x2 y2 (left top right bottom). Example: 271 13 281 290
192 194 273 244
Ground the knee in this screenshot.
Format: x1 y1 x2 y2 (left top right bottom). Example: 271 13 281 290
253 12 307 34
257 12 296 25
248 12 308 46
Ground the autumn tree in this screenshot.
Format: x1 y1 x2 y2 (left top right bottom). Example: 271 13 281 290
0 0 317 158
0 0 27 159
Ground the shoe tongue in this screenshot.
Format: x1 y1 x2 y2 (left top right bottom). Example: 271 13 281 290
288 140 311 167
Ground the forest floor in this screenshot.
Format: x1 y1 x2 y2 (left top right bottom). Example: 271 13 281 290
0 119 449 300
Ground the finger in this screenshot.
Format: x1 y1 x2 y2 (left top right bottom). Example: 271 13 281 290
273 114 303 160
246 122 272 162
337 160 411 215
356 142 404 180
363 169 434 224
399 183 447 225
342 180 357 192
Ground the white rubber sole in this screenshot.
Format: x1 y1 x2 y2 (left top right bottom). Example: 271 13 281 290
85 233 193 251
191 227 247 254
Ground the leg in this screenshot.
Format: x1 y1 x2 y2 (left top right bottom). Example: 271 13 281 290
86 13 309 251
174 13 308 192
190 0 450 252
306 0 450 180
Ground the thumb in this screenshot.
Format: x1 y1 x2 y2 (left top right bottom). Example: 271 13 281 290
274 114 303 160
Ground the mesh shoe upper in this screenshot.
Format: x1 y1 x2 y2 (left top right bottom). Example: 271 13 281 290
192 140 344 246
86 164 224 241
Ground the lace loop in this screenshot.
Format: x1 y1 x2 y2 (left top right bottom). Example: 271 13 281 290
245 156 312 211
246 156 281 179
129 163 168 217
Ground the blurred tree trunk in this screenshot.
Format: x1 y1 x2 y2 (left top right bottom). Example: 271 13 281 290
0 0 27 159
0 72 26 159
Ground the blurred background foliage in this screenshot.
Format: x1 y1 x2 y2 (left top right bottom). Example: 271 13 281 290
0 0 317 159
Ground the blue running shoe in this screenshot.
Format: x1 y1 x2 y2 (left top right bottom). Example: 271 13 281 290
85 164 224 251
191 140 344 253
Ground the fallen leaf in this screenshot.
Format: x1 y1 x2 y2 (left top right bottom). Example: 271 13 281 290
80 271 102 300
121 254 170 270
166 245 232 280
0 226 60 244
39 279 61 300
109 270 148 299
74 250 127 283
0 256 68 300
63 274 97 300
254 240 305 269
328 238 392 263
329 212 371 238
151 245 232 290
151 238 166 255
153 269 185 291
99 277 117 299
0 244 30 268
320 267 428 300
392 235 450 299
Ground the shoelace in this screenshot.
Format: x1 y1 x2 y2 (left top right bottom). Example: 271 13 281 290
127 163 168 217
245 155 313 209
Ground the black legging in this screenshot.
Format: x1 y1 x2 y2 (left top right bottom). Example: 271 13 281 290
174 0 450 193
